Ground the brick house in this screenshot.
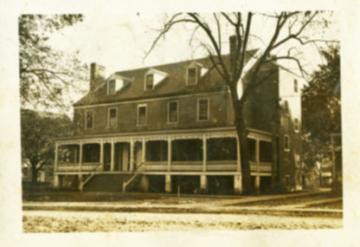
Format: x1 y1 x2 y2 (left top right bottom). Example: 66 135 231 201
53 36 303 194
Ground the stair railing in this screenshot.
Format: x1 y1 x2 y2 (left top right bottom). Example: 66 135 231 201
79 163 103 191
122 161 146 192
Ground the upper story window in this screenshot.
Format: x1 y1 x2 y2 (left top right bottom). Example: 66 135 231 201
294 79 298 93
294 118 299 132
137 104 147 125
108 107 118 128
187 67 198 85
85 110 94 129
145 74 154 90
197 98 209 121
284 135 290 152
108 79 116 95
168 101 179 123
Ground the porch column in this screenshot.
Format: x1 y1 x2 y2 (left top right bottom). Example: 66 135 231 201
53 174 60 188
202 136 207 172
79 142 83 171
200 175 207 192
53 143 59 188
142 138 146 163
54 143 59 172
255 139 260 194
99 140 104 169
234 175 242 194
255 175 261 194
110 141 115 171
130 139 134 171
236 137 241 172
165 174 172 193
167 137 172 172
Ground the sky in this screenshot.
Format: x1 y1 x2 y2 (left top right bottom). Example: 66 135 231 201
47 12 340 113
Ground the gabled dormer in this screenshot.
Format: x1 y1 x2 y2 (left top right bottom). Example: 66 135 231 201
186 62 208 86
107 74 132 95
144 68 168 91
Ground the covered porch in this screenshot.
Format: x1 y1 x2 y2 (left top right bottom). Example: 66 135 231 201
54 128 273 193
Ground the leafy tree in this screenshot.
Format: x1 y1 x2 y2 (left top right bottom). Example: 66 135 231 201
21 109 74 184
146 12 333 193
302 45 341 191
19 14 88 111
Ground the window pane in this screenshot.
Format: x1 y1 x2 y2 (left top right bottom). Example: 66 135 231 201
109 108 117 128
198 99 208 120
188 68 197 85
284 135 290 150
138 106 146 124
110 109 117 118
169 102 178 122
260 141 272 162
86 112 93 129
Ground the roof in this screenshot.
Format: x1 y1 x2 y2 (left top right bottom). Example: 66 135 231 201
74 50 258 106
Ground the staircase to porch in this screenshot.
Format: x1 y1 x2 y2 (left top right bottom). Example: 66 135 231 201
83 174 127 192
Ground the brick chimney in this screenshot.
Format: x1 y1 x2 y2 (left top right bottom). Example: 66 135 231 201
90 63 106 91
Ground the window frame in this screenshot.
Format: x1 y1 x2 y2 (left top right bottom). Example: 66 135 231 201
284 134 290 152
137 104 148 126
107 107 118 129
84 110 94 130
144 73 154 91
186 66 198 85
197 98 209 121
167 100 179 124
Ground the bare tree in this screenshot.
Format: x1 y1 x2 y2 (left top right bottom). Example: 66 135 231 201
145 12 334 193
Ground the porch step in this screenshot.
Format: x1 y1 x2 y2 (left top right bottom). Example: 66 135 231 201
84 174 128 192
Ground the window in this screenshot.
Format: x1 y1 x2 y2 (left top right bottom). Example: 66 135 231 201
187 67 198 85
198 98 209 121
294 79 298 93
108 108 118 128
294 118 299 132
168 101 178 123
85 111 94 129
284 135 290 151
137 104 147 125
108 79 116 95
145 74 154 90
260 141 273 162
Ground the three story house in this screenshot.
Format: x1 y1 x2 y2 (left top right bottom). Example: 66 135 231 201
54 36 303 194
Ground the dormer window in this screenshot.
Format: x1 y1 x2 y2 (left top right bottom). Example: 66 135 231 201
145 74 154 90
187 67 198 85
108 79 116 95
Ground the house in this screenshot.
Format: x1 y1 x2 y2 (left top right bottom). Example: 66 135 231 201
53 36 304 194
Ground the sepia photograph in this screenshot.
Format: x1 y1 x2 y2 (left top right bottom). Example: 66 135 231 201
17 10 344 233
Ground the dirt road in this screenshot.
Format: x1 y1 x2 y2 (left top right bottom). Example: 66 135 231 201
23 210 342 232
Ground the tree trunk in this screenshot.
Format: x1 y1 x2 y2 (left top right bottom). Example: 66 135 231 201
30 161 38 185
234 103 252 194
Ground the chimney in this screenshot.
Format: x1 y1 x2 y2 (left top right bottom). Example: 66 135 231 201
90 63 106 91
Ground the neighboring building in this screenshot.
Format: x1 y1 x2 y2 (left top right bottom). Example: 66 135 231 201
53 36 304 194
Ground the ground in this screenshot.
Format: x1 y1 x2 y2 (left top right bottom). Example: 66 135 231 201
22 190 342 232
